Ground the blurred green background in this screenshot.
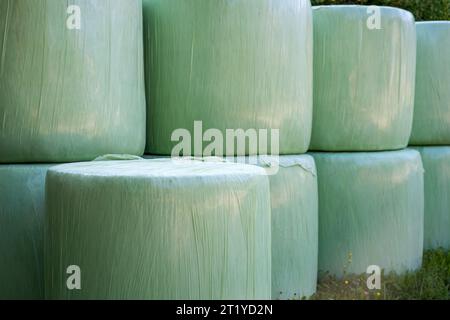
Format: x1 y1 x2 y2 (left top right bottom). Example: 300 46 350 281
311 0 450 21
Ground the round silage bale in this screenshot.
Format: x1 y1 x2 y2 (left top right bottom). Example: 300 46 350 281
260 156 319 299
0 0 146 163
45 159 271 299
229 155 318 299
311 6 416 151
414 147 450 250
410 22 450 145
0 164 54 299
311 150 424 277
143 0 313 156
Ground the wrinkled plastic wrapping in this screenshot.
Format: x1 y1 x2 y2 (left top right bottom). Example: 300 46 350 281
143 0 313 155
93 154 144 161
0 0 146 163
45 159 271 300
269 157 317 299
410 22 450 145
311 150 424 277
233 156 318 299
414 147 450 250
0 164 54 299
311 6 416 151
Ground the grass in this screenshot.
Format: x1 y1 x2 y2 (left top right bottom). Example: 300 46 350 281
311 249 450 300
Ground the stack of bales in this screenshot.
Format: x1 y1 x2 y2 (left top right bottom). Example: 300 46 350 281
143 0 319 299
0 0 145 299
310 6 424 277
410 21 450 251
1 0 294 300
42 0 273 299
2 0 443 301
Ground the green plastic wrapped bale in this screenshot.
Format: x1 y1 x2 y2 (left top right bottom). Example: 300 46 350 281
144 0 313 155
268 156 318 299
45 159 271 300
311 150 424 277
311 6 416 151
230 156 318 299
414 147 450 250
410 22 450 145
0 164 55 299
0 0 146 163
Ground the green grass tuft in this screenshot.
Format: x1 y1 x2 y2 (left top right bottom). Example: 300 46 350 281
312 249 450 300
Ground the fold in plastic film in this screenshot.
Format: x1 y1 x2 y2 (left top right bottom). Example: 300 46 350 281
45 159 271 300
311 150 424 277
311 6 416 151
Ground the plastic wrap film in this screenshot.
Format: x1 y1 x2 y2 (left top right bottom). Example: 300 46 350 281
0 164 55 299
0 0 146 163
311 6 416 151
311 150 424 277
93 154 144 161
230 155 318 299
143 0 313 156
45 159 271 300
410 22 450 145
414 147 450 250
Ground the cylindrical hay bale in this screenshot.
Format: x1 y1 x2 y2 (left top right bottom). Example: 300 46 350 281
0 0 146 163
144 0 313 156
311 150 424 277
410 22 450 145
230 155 318 299
45 159 271 299
414 147 450 250
0 165 54 299
311 6 416 151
